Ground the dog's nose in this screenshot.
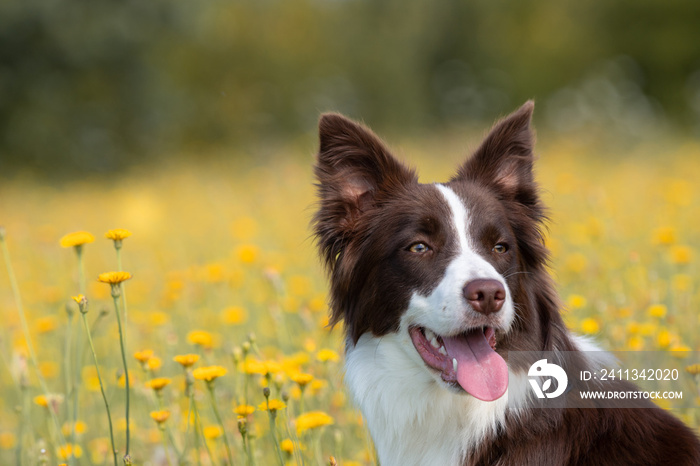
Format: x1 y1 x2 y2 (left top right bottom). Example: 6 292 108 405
463 279 506 315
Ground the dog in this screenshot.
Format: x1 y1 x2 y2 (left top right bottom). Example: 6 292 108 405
312 101 700 465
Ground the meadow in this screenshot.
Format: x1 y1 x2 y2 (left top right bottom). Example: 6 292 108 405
1 133 699 465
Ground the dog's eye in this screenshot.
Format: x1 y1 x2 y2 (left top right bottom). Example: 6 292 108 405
493 243 509 254
408 243 430 254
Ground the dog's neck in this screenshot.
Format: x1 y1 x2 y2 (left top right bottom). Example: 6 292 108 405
345 333 530 466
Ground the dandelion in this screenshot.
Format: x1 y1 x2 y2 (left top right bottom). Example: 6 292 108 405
234 404 255 417
145 377 172 392
670 245 692 265
203 426 223 440
567 294 587 310
133 349 154 365
291 372 314 387
150 410 170 424
60 231 95 248
193 365 227 382
280 438 294 454
221 305 248 325
652 226 676 245
296 411 334 434
647 304 667 319
97 271 132 286
686 364 700 375
258 399 287 412
105 229 132 242
316 349 339 363
237 244 259 264
61 421 87 437
146 356 162 372
58 443 83 460
671 344 692 358
173 354 200 368
187 330 214 348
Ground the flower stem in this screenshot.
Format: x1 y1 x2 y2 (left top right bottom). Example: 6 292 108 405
0 231 68 448
206 384 234 466
267 410 285 466
80 312 118 466
112 289 131 460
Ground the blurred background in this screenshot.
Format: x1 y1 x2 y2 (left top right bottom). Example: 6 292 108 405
2 0 700 175
1 2 700 463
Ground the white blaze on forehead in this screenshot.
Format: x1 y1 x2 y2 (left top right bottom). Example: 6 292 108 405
436 184 473 253
402 184 515 335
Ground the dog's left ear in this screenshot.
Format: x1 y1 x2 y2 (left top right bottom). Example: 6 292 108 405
454 101 536 205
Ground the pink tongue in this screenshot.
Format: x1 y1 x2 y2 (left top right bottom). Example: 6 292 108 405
442 330 508 401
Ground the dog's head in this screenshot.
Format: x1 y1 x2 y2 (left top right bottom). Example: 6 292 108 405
313 102 560 400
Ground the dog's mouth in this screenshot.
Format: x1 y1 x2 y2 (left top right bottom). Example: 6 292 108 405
409 326 508 402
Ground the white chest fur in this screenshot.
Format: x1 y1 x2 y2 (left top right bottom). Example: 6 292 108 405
344 333 524 466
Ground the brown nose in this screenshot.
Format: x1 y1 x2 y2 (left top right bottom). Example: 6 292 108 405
463 279 506 315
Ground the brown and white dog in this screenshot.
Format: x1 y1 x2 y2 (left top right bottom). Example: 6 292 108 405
312 102 700 465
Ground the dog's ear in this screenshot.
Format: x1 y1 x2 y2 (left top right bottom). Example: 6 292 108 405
314 113 416 269
454 101 536 205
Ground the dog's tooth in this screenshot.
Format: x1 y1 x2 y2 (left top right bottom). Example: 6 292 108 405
430 337 440 349
439 346 447 356
453 358 458 372
425 329 436 341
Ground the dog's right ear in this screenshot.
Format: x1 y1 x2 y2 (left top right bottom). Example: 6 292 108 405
313 113 416 270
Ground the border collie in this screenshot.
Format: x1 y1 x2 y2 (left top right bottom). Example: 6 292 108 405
313 102 700 465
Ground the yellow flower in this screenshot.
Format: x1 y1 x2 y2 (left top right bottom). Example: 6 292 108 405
105 229 132 241
97 271 132 284
193 365 227 382
652 226 676 245
203 426 223 439
257 399 286 412
71 294 86 304
670 245 692 265
0 432 17 450
685 364 700 375
280 438 294 454
187 330 213 348
34 394 63 408
291 372 314 387
234 404 255 417
146 356 162 371
671 344 692 358
58 444 83 459
567 294 587 310
60 231 95 248
316 349 339 363
173 354 200 368
133 349 154 363
237 244 259 264
657 329 672 348
35 316 57 333
221 306 248 325
295 411 334 434
145 377 172 391
61 421 87 436
150 410 170 424
647 304 667 319
240 359 281 376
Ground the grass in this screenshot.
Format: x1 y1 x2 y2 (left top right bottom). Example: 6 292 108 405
0 135 699 465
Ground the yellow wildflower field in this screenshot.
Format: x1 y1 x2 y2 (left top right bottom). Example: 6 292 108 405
0 135 699 465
